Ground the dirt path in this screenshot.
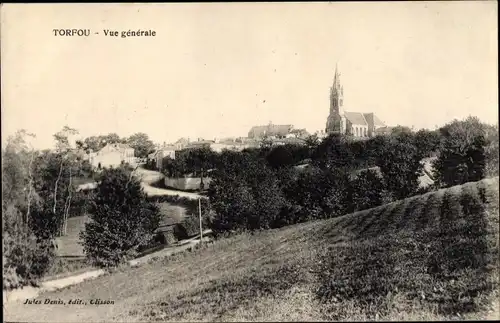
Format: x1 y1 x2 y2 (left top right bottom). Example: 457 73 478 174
3 270 105 304
3 234 210 308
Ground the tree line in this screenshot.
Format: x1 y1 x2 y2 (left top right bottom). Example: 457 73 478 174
203 117 498 235
77 132 156 159
3 116 498 289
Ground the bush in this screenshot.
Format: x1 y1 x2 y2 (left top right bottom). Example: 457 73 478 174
415 129 441 158
209 179 256 234
434 117 488 187
285 167 351 222
81 167 161 268
319 169 352 217
350 169 385 211
312 134 354 170
2 205 56 289
266 144 309 169
2 137 57 290
208 157 287 234
174 211 211 240
376 134 423 200
146 195 212 241
483 124 498 178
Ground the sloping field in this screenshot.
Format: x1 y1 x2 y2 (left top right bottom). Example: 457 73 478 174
5 177 498 322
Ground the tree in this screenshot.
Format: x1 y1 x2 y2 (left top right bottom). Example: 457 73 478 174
433 116 488 187
350 169 385 211
209 178 256 235
126 132 155 159
184 147 216 190
208 152 286 233
260 135 274 151
312 133 354 170
376 135 423 200
51 126 80 236
83 133 125 152
390 125 413 136
317 168 352 217
2 130 56 289
266 145 295 169
162 155 188 178
414 128 441 158
484 123 499 178
31 151 75 238
266 144 310 169
81 167 161 267
2 130 38 217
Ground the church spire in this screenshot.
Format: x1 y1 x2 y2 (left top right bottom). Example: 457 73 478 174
333 62 341 89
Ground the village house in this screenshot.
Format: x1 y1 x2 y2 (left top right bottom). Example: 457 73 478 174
374 126 394 136
90 143 135 169
186 139 214 150
150 143 177 170
210 138 257 152
248 123 294 139
325 65 387 138
174 137 190 150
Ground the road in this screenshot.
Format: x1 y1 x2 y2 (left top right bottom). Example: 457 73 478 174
76 166 203 200
133 167 203 199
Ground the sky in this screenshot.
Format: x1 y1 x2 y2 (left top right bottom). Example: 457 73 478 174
1 2 498 150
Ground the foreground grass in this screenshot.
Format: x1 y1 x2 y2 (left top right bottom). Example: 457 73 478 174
42 258 94 282
5 177 499 322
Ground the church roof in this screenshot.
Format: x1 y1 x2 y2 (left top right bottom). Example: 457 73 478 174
344 112 368 126
363 113 386 127
372 114 385 127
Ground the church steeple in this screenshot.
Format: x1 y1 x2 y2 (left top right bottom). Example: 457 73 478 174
326 63 344 134
331 63 343 113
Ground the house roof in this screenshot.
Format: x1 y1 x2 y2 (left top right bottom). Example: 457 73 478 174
160 144 177 151
344 112 368 126
290 128 310 137
275 137 307 145
249 124 293 138
190 140 215 145
101 143 133 152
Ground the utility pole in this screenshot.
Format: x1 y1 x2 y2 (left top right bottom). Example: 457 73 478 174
199 197 203 242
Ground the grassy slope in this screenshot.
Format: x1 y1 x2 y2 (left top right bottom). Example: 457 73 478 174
5 177 499 322
56 215 89 257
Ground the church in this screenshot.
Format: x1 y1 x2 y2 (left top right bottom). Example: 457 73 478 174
325 65 386 138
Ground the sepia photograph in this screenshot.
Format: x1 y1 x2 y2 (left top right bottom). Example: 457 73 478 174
1 2 498 322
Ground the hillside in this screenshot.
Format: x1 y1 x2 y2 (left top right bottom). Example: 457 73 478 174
5 177 499 322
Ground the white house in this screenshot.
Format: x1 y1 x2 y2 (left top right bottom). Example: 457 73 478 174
90 143 135 169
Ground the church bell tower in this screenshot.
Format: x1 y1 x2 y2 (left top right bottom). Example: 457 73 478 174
325 64 344 134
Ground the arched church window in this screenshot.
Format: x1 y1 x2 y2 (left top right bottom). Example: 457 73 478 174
364 128 367 137
355 127 358 137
